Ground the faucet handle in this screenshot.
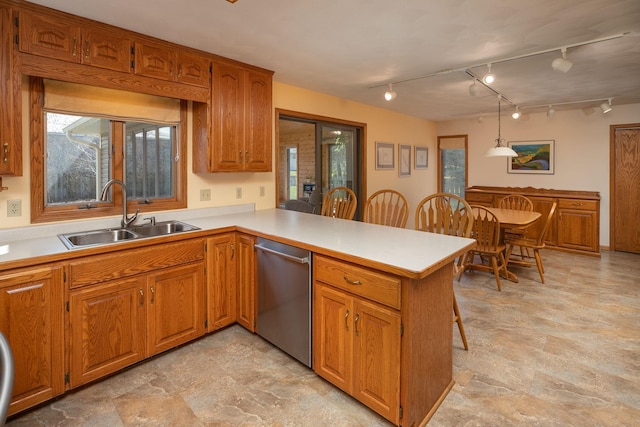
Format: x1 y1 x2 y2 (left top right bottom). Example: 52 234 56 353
122 208 140 228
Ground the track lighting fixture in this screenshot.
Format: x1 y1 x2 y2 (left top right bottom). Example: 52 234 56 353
482 63 495 85
547 105 555 118
600 98 613 114
552 48 573 73
511 106 521 120
485 96 518 157
469 80 479 96
384 83 397 101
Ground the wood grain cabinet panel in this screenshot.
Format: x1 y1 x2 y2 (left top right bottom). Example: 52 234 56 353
236 233 256 331
176 50 210 87
69 276 146 388
1 5 22 176
193 62 272 173
19 10 131 73
133 40 175 81
147 263 205 355
207 234 237 332
313 256 401 424
0 266 64 416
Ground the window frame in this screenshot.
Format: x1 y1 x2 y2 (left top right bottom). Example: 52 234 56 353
30 77 187 224
437 134 468 198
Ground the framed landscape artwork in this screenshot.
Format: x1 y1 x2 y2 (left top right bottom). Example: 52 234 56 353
375 141 395 170
507 140 555 174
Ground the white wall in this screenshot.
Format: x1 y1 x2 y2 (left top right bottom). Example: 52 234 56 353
436 103 640 247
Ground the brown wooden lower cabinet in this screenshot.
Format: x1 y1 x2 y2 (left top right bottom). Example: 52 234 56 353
236 233 256 332
0 265 64 416
206 233 237 332
465 186 600 255
313 254 453 426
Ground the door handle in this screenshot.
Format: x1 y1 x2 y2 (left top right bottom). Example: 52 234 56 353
150 285 155 304
354 313 360 336
344 309 349 331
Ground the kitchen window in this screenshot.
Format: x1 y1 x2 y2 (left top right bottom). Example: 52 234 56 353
437 135 468 198
30 77 187 223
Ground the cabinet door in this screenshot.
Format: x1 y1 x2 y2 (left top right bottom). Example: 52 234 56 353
352 298 401 424
19 11 81 62
212 62 244 171
69 276 146 388
0 266 64 416
177 51 210 87
207 234 237 332
133 40 176 81
313 283 354 393
81 27 131 72
557 207 598 252
244 69 272 172
147 263 205 356
1 6 22 176
236 233 256 331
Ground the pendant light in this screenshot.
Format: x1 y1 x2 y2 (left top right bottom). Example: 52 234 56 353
484 96 518 157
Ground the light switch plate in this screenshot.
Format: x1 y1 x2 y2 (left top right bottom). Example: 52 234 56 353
200 189 211 201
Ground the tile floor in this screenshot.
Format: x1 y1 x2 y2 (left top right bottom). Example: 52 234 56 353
6 249 640 426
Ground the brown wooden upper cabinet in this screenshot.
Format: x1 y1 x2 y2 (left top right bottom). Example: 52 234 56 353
18 10 132 73
134 40 210 88
0 5 21 176
193 62 273 173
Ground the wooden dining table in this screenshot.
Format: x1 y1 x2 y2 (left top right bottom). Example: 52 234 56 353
487 207 541 282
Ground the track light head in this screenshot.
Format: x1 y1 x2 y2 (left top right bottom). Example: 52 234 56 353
384 83 396 101
600 98 613 114
547 105 555 118
512 106 521 120
552 48 573 73
482 63 495 85
469 80 479 96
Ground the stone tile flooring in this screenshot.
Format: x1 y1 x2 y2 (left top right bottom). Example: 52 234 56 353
6 250 640 426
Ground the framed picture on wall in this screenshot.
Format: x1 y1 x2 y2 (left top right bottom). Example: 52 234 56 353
415 146 428 169
507 140 555 174
399 144 411 177
376 141 395 169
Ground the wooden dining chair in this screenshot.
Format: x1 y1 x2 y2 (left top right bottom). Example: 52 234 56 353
499 194 534 248
457 205 507 291
320 186 357 220
363 189 408 228
505 202 557 284
415 192 472 350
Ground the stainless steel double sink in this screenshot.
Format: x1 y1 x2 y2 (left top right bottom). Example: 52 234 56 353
58 220 200 249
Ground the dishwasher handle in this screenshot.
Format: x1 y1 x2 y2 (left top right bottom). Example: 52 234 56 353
255 243 310 264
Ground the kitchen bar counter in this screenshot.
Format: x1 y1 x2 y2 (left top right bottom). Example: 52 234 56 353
0 207 475 278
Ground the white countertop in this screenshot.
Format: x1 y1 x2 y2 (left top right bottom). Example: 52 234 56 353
0 206 475 278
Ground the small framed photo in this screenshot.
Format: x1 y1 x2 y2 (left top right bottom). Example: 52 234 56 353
507 140 555 174
415 146 428 169
376 141 395 169
399 144 411 177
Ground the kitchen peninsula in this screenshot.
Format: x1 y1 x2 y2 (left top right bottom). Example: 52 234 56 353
0 207 475 426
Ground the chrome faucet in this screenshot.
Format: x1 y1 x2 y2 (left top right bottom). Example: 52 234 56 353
100 179 139 228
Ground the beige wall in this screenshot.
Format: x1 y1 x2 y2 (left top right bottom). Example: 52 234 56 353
0 81 437 229
436 103 640 247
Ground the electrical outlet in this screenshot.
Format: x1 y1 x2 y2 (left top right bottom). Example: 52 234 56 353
7 199 21 217
200 189 211 201
259 186 265 197
236 187 242 199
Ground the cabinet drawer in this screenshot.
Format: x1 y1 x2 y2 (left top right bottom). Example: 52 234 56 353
314 255 400 309
69 239 204 288
466 193 494 207
558 199 598 211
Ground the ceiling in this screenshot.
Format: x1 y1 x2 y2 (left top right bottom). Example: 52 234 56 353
29 0 640 122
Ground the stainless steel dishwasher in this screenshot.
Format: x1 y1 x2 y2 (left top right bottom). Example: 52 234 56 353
255 238 311 367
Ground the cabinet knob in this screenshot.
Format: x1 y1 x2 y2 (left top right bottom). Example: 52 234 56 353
2 142 8 164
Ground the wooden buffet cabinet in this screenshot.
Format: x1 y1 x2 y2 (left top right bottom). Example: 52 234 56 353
465 186 600 256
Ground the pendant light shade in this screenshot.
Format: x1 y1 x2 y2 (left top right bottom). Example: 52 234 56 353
484 96 518 157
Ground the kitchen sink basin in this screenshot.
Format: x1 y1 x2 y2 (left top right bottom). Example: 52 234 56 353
129 220 199 237
58 220 200 249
